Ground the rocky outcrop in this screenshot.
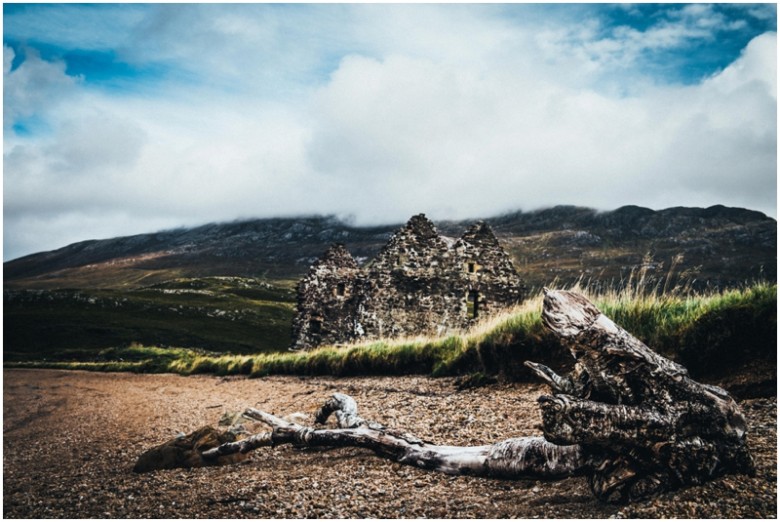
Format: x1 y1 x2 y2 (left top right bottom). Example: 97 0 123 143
291 215 525 350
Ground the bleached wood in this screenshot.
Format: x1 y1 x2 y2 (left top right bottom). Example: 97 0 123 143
204 392 585 478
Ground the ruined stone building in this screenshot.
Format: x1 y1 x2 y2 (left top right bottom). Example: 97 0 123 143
291 214 525 350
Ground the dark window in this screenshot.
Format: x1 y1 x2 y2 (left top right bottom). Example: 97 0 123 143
310 319 322 334
467 291 480 319
336 283 346 297
467 262 476 273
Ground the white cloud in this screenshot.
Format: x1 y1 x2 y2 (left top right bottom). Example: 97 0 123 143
745 4 777 22
3 6 776 260
706 32 777 98
3 45 14 74
302 31 776 223
642 32 777 210
3 45 81 129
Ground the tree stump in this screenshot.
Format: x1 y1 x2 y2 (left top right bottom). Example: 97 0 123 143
527 288 754 501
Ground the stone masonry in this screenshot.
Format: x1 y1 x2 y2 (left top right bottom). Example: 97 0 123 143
291 214 525 350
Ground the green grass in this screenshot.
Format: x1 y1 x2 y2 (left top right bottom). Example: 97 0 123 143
4 277 296 360
592 282 776 354
7 282 775 381
5 344 212 373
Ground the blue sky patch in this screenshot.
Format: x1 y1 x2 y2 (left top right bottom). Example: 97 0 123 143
4 38 170 93
61 48 170 90
11 115 49 137
591 4 776 84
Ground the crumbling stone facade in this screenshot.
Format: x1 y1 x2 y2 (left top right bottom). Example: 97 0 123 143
291 214 525 350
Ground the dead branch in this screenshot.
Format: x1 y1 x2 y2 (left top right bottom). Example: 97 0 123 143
199 393 585 478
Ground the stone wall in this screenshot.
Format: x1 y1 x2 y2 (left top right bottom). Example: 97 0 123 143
290 244 366 350
451 221 525 319
291 214 525 350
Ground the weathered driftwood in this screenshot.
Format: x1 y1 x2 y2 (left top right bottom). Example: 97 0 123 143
135 289 754 503
199 392 585 478
528 288 754 501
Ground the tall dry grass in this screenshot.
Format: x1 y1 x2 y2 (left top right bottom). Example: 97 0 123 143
7 280 775 380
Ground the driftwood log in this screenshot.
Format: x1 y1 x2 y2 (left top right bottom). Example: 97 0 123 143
136 289 754 503
200 393 585 479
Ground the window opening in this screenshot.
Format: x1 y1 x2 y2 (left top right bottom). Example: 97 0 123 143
467 262 477 273
310 319 322 334
467 291 480 319
336 282 346 297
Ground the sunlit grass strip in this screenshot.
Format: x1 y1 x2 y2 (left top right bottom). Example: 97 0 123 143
5 360 151 372
589 280 777 353
5 282 775 378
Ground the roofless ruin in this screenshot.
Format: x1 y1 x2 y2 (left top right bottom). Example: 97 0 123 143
291 214 525 350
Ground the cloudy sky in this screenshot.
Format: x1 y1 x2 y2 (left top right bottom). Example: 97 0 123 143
3 3 777 261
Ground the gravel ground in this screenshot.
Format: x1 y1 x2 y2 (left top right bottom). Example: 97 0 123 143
3 369 776 518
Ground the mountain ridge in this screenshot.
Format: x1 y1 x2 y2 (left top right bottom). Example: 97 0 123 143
4 204 776 291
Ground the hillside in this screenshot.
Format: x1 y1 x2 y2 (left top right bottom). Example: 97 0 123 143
5 205 776 291
3 216 397 289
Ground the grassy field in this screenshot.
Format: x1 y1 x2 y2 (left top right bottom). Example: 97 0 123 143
3 277 297 360
8 281 775 384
